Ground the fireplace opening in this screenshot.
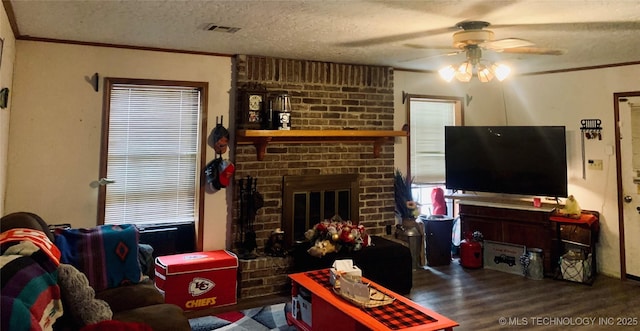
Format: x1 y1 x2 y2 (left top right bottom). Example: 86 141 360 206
282 174 360 247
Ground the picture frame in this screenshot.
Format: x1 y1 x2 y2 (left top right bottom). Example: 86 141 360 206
237 83 267 129
483 240 526 276
245 91 265 125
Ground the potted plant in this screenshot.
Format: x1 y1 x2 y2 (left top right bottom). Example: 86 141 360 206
394 169 420 224
394 169 425 268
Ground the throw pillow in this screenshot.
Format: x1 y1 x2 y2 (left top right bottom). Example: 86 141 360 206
57 263 112 327
54 224 143 291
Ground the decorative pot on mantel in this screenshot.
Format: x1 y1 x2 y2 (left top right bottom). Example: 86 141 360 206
395 218 425 269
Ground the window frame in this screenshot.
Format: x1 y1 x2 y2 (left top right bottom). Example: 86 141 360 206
98 78 208 251
405 94 463 216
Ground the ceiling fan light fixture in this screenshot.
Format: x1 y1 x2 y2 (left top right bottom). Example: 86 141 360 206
493 63 511 81
438 65 456 82
439 61 511 83
477 64 494 83
455 62 473 82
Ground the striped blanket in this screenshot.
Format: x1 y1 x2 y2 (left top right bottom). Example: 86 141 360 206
1 229 63 331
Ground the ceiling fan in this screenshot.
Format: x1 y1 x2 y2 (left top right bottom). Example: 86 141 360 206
405 20 566 63
410 21 566 82
449 21 561 54
341 18 640 50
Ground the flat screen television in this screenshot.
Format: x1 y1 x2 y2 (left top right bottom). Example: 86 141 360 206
445 126 568 198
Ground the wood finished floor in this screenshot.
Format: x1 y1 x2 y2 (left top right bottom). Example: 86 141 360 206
186 260 640 330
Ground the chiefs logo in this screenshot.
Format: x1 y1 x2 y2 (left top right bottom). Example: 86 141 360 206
183 254 207 260
188 277 215 296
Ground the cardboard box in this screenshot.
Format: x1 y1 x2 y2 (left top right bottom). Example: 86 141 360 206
483 240 526 276
155 250 238 311
560 252 592 283
291 287 312 326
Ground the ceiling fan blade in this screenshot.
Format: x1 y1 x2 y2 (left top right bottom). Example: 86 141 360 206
338 27 456 47
498 47 566 55
403 43 458 50
399 50 463 63
338 20 640 48
489 21 640 32
480 38 535 50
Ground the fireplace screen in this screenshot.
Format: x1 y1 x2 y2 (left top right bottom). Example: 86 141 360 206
283 174 359 246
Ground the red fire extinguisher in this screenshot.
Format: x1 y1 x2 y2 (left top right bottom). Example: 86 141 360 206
460 231 483 268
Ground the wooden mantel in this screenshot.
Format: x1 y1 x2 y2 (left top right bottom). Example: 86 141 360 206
236 130 407 160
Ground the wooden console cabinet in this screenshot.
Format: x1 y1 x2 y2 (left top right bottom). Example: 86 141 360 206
458 201 556 276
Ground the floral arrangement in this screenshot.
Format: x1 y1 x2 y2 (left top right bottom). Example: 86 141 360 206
394 169 419 220
304 216 370 257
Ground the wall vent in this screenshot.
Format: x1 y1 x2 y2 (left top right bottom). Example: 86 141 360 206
204 24 241 33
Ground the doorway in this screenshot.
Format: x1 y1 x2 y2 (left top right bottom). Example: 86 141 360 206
614 91 640 280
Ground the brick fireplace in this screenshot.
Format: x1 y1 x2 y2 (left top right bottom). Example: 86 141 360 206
231 55 398 298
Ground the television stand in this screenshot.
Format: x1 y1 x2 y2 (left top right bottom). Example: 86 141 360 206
458 200 556 276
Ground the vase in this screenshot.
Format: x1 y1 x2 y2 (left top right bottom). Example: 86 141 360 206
526 248 544 280
401 218 418 230
396 218 424 269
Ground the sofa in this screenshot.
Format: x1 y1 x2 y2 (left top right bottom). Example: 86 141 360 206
0 212 191 331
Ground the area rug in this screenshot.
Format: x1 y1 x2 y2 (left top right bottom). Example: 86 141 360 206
189 302 297 331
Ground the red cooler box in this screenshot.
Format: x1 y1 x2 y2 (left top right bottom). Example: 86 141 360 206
155 250 238 311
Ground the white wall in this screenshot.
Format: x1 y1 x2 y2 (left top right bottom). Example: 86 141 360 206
0 4 16 216
5 41 232 251
394 65 640 278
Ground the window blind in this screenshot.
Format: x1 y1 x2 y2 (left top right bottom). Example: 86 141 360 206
104 84 201 225
410 99 455 184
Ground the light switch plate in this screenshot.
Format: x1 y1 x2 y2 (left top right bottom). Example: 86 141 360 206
588 159 603 170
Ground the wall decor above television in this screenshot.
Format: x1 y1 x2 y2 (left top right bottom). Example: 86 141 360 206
445 126 568 198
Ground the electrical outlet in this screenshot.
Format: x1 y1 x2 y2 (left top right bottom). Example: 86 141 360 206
588 159 603 170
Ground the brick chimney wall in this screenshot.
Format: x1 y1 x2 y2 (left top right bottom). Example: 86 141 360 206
232 55 398 298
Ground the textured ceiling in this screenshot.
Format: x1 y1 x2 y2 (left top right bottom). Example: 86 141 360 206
7 0 640 74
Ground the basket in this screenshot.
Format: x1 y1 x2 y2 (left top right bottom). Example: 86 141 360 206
560 252 592 283
332 286 395 308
